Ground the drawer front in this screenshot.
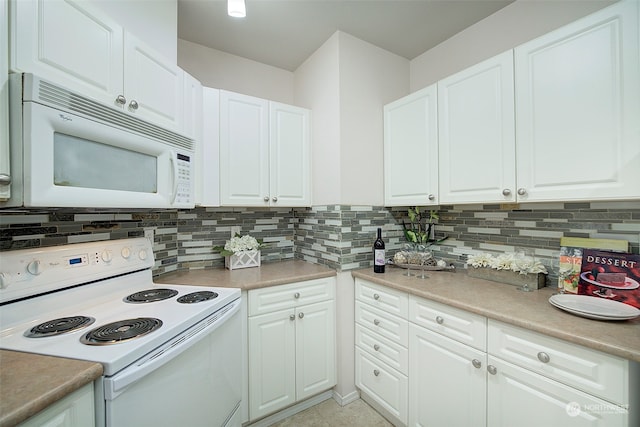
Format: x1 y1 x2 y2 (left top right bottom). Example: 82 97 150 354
356 300 408 346
355 347 408 425
409 295 487 351
248 277 336 316
488 320 628 405
356 323 408 374
355 279 408 318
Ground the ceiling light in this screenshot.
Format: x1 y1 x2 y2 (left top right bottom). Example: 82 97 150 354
228 0 246 18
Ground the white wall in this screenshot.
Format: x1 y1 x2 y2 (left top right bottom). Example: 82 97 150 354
410 0 616 90
178 39 295 103
92 0 177 62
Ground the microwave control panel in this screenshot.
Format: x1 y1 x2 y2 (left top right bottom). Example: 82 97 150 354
174 153 192 206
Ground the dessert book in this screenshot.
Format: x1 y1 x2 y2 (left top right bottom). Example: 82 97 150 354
577 249 640 309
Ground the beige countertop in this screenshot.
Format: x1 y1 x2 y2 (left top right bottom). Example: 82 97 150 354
352 266 640 363
155 259 336 289
0 350 103 427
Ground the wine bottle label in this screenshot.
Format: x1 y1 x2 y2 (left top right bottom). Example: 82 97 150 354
374 249 385 266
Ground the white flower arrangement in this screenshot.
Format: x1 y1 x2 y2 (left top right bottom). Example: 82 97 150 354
213 233 266 257
467 252 548 275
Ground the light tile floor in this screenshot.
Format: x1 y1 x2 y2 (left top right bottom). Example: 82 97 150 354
270 399 393 427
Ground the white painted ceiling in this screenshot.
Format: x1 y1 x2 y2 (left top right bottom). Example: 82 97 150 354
177 0 514 71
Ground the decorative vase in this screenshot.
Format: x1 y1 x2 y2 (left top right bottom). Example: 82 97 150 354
225 250 261 270
467 267 546 289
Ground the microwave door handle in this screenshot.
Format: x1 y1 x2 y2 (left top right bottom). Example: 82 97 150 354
170 153 178 204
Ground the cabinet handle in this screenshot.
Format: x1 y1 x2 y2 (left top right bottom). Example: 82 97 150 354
272 196 278 202
435 316 444 325
517 188 527 196
263 196 270 202
373 344 380 351
289 314 295 321
537 352 550 363
0 174 11 185
373 319 380 326
373 293 380 300
373 369 380 377
487 365 497 375
472 359 482 369
502 188 511 196
115 94 126 105
298 312 304 319
428 194 435 201
294 292 300 299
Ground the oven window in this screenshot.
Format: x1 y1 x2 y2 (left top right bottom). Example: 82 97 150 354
53 133 157 193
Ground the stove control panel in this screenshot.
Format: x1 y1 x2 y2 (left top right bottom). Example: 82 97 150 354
0 238 154 304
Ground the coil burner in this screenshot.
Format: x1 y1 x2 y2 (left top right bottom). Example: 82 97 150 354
177 291 219 304
80 317 162 345
124 288 178 303
25 316 96 338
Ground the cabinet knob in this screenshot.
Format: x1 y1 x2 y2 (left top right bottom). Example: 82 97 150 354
272 196 278 202
502 188 511 196
428 194 435 201
128 100 139 110
0 174 11 185
263 196 270 202
373 293 380 300
537 352 550 363
373 319 380 326
294 292 300 299
487 365 497 375
298 312 304 319
289 314 295 321
435 316 444 325
373 369 380 377
115 94 126 105
517 188 527 196
373 344 380 351
472 359 482 369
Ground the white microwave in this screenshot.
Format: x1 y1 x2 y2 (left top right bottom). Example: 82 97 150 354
1 73 195 209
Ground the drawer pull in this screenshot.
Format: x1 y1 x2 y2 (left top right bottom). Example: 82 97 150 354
373 293 380 300
435 316 444 325
373 344 380 351
289 314 295 321
373 319 380 326
472 359 482 369
294 292 300 299
537 352 550 363
298 312 304 319
487 365 497 375
373 369 380 377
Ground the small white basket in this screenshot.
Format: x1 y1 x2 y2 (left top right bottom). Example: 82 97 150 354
225 250 261 270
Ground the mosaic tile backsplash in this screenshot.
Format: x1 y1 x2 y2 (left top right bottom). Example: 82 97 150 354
1 202 639 286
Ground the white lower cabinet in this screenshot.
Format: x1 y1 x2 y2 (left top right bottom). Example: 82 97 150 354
247 278 336 421
19 383 95 427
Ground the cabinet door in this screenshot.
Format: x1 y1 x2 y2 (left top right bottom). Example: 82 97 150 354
1 0 9 200
219 91 269 206
248 309 296 420
10 0 124 106
269 102 311 207
438 51 516 204
198 87 220 207
515 0 640 202
123 32 184 132
487 356 628 427
295 300 336 400
409 324 486 427
383 85 438 206
19 382 95 427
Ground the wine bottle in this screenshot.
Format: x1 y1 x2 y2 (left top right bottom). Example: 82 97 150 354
373 228 385 273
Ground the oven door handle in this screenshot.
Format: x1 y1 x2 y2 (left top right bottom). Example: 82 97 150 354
104 299 240 400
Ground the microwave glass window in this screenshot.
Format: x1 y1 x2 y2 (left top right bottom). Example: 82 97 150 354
53 133 157 193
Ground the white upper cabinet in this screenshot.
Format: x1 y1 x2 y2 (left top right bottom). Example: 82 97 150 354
1 0 9 200
438 51 516 204
198 87 220 207
514 0 640 202
219 90 311 207
383 85 438 207
11 0 185 133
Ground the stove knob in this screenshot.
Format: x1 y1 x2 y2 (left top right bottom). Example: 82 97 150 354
27 260 42 275
121 247 131 259
0 272 11 289
138 249 148 260
101 250 113 263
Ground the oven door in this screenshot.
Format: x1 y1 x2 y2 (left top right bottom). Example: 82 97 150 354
102 300 242 427
22 100 193 209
